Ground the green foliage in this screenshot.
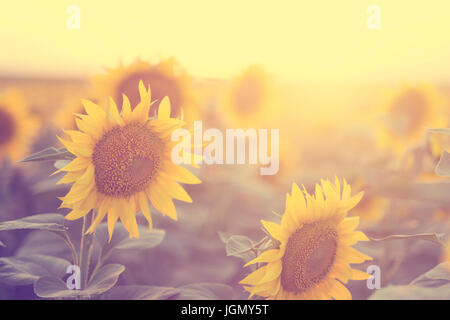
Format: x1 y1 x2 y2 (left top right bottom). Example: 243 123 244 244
370 262 450 300
0 213 66 232
101 285 180 300
21 147 75 162
94 223 165 253
370 233 448 248
174 283 236 300
219 232 270 263
99 283 235 300
0 213 169 299
34 264 125 299
0 254 71 286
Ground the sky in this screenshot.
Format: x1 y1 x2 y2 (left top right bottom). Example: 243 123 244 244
1 0 450 84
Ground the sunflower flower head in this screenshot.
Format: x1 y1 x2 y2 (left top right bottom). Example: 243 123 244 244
240 178 372 300
93 58 199 122
224 66 276 128
0 89 39 163
377 84 445 155
56 81 201 240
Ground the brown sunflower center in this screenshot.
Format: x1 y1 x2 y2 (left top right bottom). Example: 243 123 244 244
233 77 264 114
0 107 16 146
281 221 338 293
390 89 427 136
116 71 182 118
92 123 164 197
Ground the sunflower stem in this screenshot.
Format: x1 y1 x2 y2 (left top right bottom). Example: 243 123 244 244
63 231 79 266
79 212 95 290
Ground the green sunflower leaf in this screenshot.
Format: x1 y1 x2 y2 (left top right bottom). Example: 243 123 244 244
21 147 75 162
34 263 125 299
436 151 450 177
0 213 66 232
100 285 180 300
0 254 71 286
410 262 450 288
370 262 450 300
33 277 80 299
15 230 71 260
219 233 255 261
114 229 165 251
86 263 125 295
94 223 165 253
174 283 235 300
369 284 450 300
369 233 447 247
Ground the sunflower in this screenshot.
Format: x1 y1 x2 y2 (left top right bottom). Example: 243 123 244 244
223 66 276 128
56 81 201 239
377 84 445 155
0 89 39 163
93 58 199 123
240 178 372 300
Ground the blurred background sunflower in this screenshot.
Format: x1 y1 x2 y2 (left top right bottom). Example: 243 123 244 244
92 58 200 122
221 66 278 128
376 84 446 155
0 90 39 163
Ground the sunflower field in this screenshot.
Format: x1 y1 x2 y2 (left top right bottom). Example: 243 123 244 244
0 1 449 302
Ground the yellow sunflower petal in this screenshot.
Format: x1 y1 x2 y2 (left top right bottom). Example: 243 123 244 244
121 94 132 119
261 220 286 242
107 96 124 126
240 265 268 285
163 161 201 184
107 206 120 241
259 260 282 284
156 176 193 203
53 157 90 175
338 216 360 234
339 230 370 245
138 192 153 231
329 281 352 300
65 207 91 221
147 184 177 221
350 268 371 280
339 246 373 264
244 249 282 267
57 136 92 158
158 96 171 119
81 99 107 119
86 200 109 234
